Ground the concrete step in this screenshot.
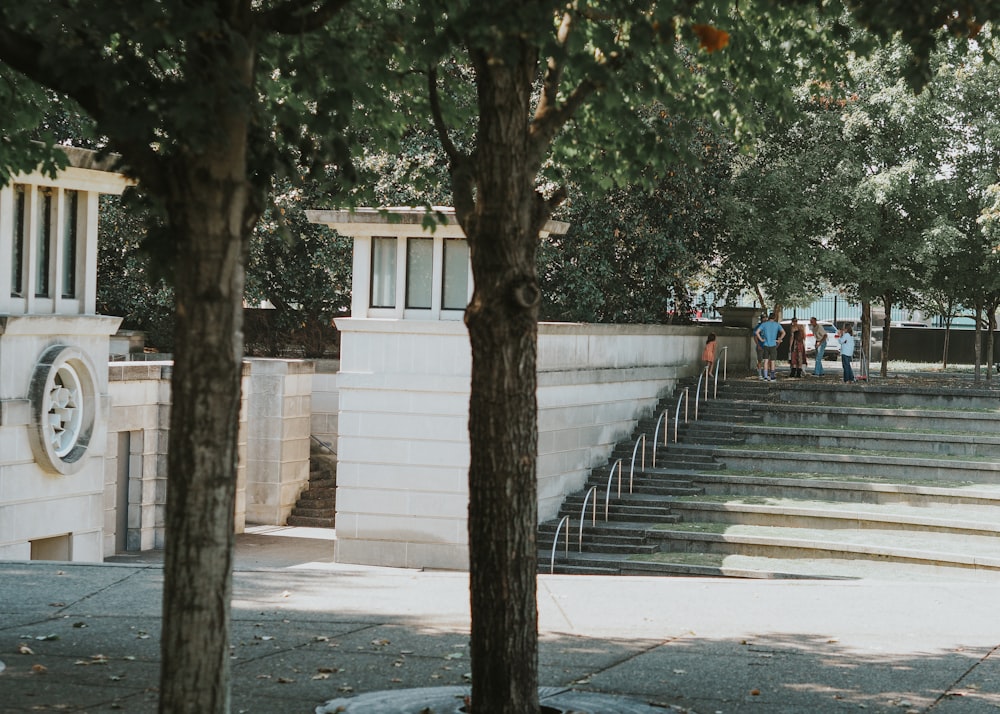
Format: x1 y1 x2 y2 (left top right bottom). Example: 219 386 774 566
286 515 336 528
770 381 1000 410
740 424 1000 458
691 471 1000 509
713 447 1000 484
758 402 1000 435
290 504 337 518
645 522 1000 571
668 496 1000 538
543 550 825 579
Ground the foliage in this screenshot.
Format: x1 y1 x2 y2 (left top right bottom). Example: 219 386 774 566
541 126 732 323
96 193 176 351
244 178 353 358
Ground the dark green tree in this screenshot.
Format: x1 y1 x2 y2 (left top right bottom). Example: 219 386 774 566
0 4 396 711
395 3 995 711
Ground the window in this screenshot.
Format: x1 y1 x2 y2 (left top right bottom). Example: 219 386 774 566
61 190 79 298
442 238 470 310
370 237 396 308
406 237 433 309
36 189 53 297
11 184 25 297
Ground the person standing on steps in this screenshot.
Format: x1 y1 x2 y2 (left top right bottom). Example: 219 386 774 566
837 324 856 382
789 324 806 377
702 332 717 377
809 316 827 376
754 312 785 382
754 313 766 379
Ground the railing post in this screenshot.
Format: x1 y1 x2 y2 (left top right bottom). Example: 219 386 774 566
549 515 571 575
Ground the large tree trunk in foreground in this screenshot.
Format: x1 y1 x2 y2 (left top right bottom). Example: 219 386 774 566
461 49 544 714
159 156 253 713
157 36 257 712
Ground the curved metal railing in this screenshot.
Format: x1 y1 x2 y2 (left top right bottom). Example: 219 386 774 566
628 433 646 494
651 409 668 468
578 486 599 551
694 367 708 420
673 387 689 443
604 458 623 518
549 515 571 574
713 346 729 397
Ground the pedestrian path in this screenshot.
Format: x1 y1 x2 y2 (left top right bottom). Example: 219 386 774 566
3 528 1000 712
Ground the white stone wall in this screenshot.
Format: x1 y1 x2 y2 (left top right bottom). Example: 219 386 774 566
311 359 340 454
244 359 313 525
104 362 171 555
102 361 251 557
0 315 121 562
333 317 748 570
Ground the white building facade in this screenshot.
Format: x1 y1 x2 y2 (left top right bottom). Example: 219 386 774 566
308 208 747 570
0 149 130 561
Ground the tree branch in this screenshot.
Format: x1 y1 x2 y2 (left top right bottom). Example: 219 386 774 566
427 64 463 167
255 0 350 34
536 11 573 129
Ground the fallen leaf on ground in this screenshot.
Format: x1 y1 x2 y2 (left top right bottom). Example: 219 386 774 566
17 644 35 655
31 664 48 674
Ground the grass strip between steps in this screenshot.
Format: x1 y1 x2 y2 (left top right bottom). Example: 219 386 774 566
690 468 976 489
714 443 1000 463
628 552 726 566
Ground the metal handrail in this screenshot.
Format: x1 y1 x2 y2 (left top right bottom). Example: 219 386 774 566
695 368 707 420
549 515 571 574
604 458 623 518
579 486 598 551
310 434 336 454
651 409 668 468
713 346 729 398
673 387 689 443
628 434 645 494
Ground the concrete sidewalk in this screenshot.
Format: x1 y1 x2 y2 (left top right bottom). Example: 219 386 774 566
2 527 1000 713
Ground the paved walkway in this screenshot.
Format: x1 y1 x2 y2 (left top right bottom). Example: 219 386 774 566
2 527 1000 713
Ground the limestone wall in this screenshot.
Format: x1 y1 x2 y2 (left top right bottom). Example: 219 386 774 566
244 359 313 525
0 315 121 562
102 361 256 558
332 318 748 570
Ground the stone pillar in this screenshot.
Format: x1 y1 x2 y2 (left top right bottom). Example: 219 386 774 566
244 359 313 525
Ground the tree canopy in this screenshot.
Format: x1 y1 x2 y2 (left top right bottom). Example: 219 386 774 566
3 2 1000 713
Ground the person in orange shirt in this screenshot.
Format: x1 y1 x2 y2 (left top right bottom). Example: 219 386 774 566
702 332 717 376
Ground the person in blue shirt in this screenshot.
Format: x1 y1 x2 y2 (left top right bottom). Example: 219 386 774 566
837 325 856 382
753 313 785 381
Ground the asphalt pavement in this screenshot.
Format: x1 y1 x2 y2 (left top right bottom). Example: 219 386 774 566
2 526 1000 713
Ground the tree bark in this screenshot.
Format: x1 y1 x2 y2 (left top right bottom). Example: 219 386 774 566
459 46 544 714
881 292 892 378
974 300 983 383
156 31 257 714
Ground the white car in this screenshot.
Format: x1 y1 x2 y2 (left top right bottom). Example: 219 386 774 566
781 320 840 360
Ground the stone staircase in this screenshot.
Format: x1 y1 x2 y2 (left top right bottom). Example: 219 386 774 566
286 444 338 528
540 374 1000 579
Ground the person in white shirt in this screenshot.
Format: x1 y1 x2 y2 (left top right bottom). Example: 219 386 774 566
809 317 827 376
837 325 856 383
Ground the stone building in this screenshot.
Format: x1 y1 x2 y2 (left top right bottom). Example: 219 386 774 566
0 147 130 561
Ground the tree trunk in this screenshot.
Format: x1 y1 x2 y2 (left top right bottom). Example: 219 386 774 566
974 300 983 383
460 49 543 714
158 156 254 714
156 37 257 714
861 300 872 377
942 319 951 369
987 304 998 384
881 293 892 378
